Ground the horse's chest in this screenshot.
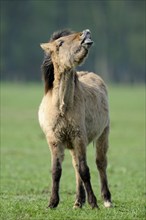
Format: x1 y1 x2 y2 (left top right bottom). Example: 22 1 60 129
38 98 80 146
53 117 80 144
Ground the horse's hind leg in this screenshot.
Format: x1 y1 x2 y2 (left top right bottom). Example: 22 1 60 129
95 126 112 207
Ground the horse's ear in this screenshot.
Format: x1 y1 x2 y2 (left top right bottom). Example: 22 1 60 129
40 43 52 52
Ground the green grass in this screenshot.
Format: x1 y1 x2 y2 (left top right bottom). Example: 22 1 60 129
0 83 145 220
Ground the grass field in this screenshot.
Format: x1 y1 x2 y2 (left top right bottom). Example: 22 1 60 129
0 83 145 220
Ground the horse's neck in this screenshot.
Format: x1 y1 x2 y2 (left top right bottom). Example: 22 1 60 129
53 67 76 115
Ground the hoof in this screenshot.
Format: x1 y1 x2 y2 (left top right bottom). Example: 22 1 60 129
48 196 59 209
48 204 57 209
73 202 82 209
88 196 99 209
73 204 82 209
91 203 99 209
48 201 59 209
104 201 112 208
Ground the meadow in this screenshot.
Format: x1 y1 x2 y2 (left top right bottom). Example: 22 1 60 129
0 83 145 220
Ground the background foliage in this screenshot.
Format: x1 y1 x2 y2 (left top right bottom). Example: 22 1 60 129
1 0 145 83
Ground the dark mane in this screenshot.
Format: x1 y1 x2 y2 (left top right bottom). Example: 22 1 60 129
41 29 73 94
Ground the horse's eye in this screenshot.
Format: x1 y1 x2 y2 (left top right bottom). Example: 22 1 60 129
59 40 64 47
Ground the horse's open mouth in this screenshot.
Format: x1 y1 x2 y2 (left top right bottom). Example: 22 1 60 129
81 29 93 48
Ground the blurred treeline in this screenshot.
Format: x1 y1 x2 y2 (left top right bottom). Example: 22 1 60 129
1 0 145 83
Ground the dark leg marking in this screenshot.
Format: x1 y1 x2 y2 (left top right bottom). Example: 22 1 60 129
78 158 98 209
48 158 62 208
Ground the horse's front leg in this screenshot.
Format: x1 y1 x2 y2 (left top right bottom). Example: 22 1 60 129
75 139 98 209
48 141 65 208
70 149 86 208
